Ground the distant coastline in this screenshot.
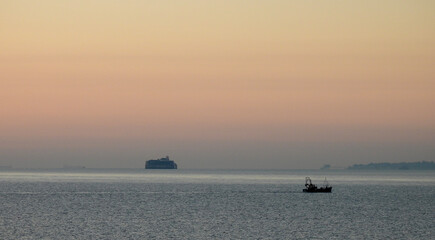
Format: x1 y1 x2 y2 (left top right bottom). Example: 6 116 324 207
347 161 435 170
63 165 86 169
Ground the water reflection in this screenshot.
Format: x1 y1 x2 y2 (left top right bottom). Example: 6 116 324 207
1 169 434 185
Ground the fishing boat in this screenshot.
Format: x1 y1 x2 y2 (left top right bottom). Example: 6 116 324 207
303 177 332 192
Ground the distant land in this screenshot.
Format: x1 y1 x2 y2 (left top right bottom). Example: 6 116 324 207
347 161 435 170
63 165 86 169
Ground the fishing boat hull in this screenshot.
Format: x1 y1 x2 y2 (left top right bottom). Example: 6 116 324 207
303 187 332 193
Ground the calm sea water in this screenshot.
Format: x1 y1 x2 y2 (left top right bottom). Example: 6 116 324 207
0 169 434 239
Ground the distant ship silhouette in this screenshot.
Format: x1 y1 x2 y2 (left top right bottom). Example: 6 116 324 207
145 156 178 169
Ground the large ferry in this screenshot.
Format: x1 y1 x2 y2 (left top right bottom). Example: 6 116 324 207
145 156 178 169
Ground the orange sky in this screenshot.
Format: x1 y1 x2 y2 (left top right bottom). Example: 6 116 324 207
1 1 434 168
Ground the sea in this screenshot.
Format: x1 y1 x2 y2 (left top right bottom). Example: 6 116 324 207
0 169 434 239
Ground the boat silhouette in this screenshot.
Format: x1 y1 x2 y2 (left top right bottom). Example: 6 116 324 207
303 177 332 193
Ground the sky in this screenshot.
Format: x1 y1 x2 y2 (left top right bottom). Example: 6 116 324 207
1 0 434 169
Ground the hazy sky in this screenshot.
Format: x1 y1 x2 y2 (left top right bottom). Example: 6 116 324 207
1 0 434 169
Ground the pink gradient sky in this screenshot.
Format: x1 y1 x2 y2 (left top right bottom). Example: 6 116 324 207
1 1 434 168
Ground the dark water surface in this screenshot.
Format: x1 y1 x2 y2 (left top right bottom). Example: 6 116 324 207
0 169 434 239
